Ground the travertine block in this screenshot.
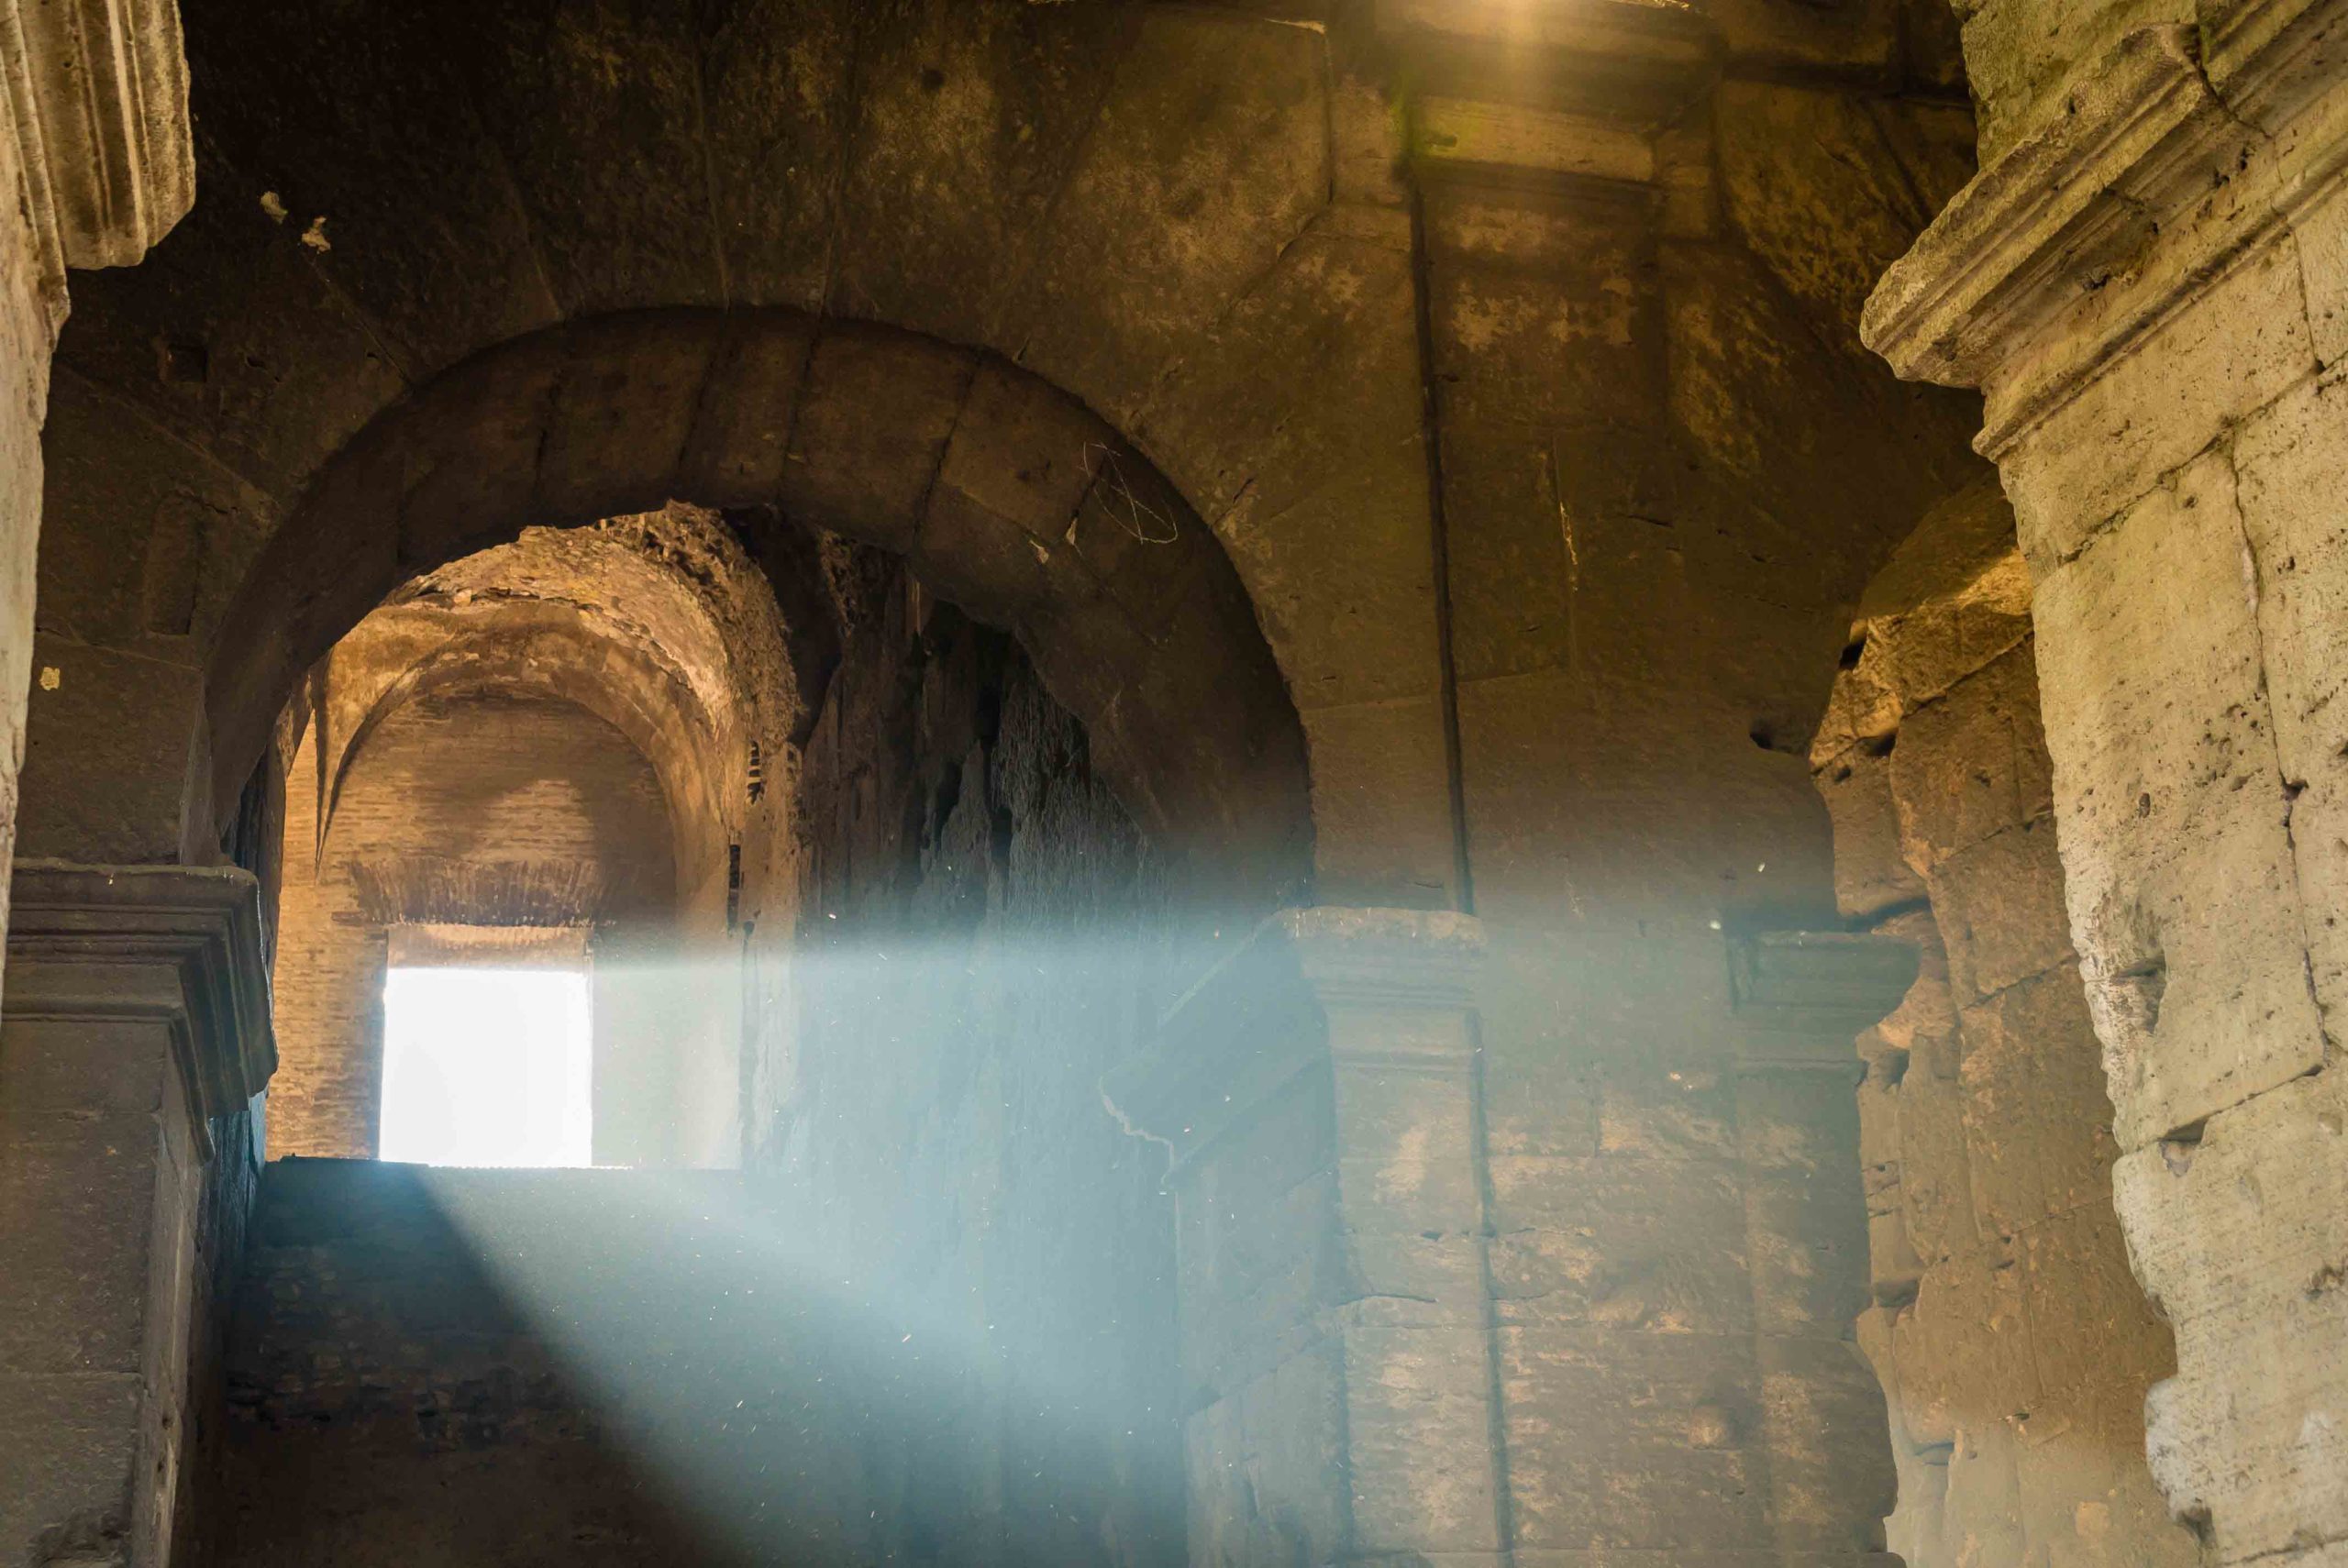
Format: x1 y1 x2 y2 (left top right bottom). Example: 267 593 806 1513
2031 454 2325 1143
1501 1326 1767 1552
1889 644 2053 872
1342 1323 1503 1553
1816 746 1926 921
2117 1070 2348 1564
2001 242 2314 570
1920 821 2071 1005
1755 1335 1899 1552
1956 966 2115 1235
1489 1154 1752 1335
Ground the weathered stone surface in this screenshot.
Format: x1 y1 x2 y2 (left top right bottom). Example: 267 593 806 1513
1954 0 2192 162
1297 697 1458 908
55 140 409 510
697 0 852 313
779 326 971 548
2032 450 2325 1146
172 0 560 381
1888 645 2053 872
39 2 2332 1564
1490 1154 1752 1334
829 1 1137 347
1706 0 1899 72
1133 204 1440 734
1816 746 1925 920
1999 240 2316 572
1717 82 1966 344
1755 1335 1899 1552
3 867 267 1568
1812 503 2196 1567
1865 27 2348 1540
19 635 207 865
0 1024 169 1374
1342 1323 1503 1553
2232 372 2348 1040
1923 818 2072 1004
995 8 1327 429
1502 1326 1767 1551
2117 1069 2348 1565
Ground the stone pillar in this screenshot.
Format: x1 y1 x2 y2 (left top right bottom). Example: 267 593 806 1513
1722 930 1922 1567
1107 909 1917 1567
1865 10 2348 1563
1105 908 1504 1568
0 862 272 1567
0 0 194 1000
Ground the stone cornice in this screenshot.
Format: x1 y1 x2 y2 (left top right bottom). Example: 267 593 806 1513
1103 906 1485 1166
1 0 194 325
4 860 276 1151
1728 929 1920 1065
1862 1 2348 454
1385 0 1711 192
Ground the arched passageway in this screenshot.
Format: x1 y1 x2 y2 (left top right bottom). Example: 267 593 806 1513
224 507 1203 1566
266 508 798 1168
207 310 1312 907
17 5 2288 1568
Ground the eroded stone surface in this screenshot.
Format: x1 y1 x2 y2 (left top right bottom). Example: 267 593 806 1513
1863 6 2348 1554
1812 488 2198 1568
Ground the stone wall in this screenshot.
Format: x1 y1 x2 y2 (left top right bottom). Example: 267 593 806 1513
1949 0 2193 161
1398 11 1992 1558
33 3 2303 1562
0 0 194 1002
1811 482 2197 1567
0 75 57 1013
1 865 269 1568
1865 9 2348 1562
0 1004 259 1568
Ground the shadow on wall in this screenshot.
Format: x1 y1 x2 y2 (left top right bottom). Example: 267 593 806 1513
217 1161 1186 1567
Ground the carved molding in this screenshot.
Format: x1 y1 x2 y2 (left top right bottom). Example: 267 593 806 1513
0 0 194 322
1727 929 1920 1065
1103 905 1485 1166
4 860 276 1150
1862 0 2348 454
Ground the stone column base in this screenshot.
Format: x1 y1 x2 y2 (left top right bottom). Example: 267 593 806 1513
1 862 272 1567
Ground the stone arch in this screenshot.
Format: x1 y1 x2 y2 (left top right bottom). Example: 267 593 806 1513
206 309 1312 903
291 508 811 895
312 618 726 880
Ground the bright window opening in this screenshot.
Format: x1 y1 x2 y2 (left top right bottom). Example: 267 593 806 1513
379 967 593 1167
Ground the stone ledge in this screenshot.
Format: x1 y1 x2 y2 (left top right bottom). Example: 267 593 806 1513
1863 4 2348 453
4 860 275 1148
1728 929 1920 1063
1103 905 1484 1165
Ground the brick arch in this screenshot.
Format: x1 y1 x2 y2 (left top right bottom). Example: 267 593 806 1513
314 620 726 884
207 309 1312 899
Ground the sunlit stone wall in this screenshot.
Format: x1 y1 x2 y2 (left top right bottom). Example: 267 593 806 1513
1813 481 2197 1568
